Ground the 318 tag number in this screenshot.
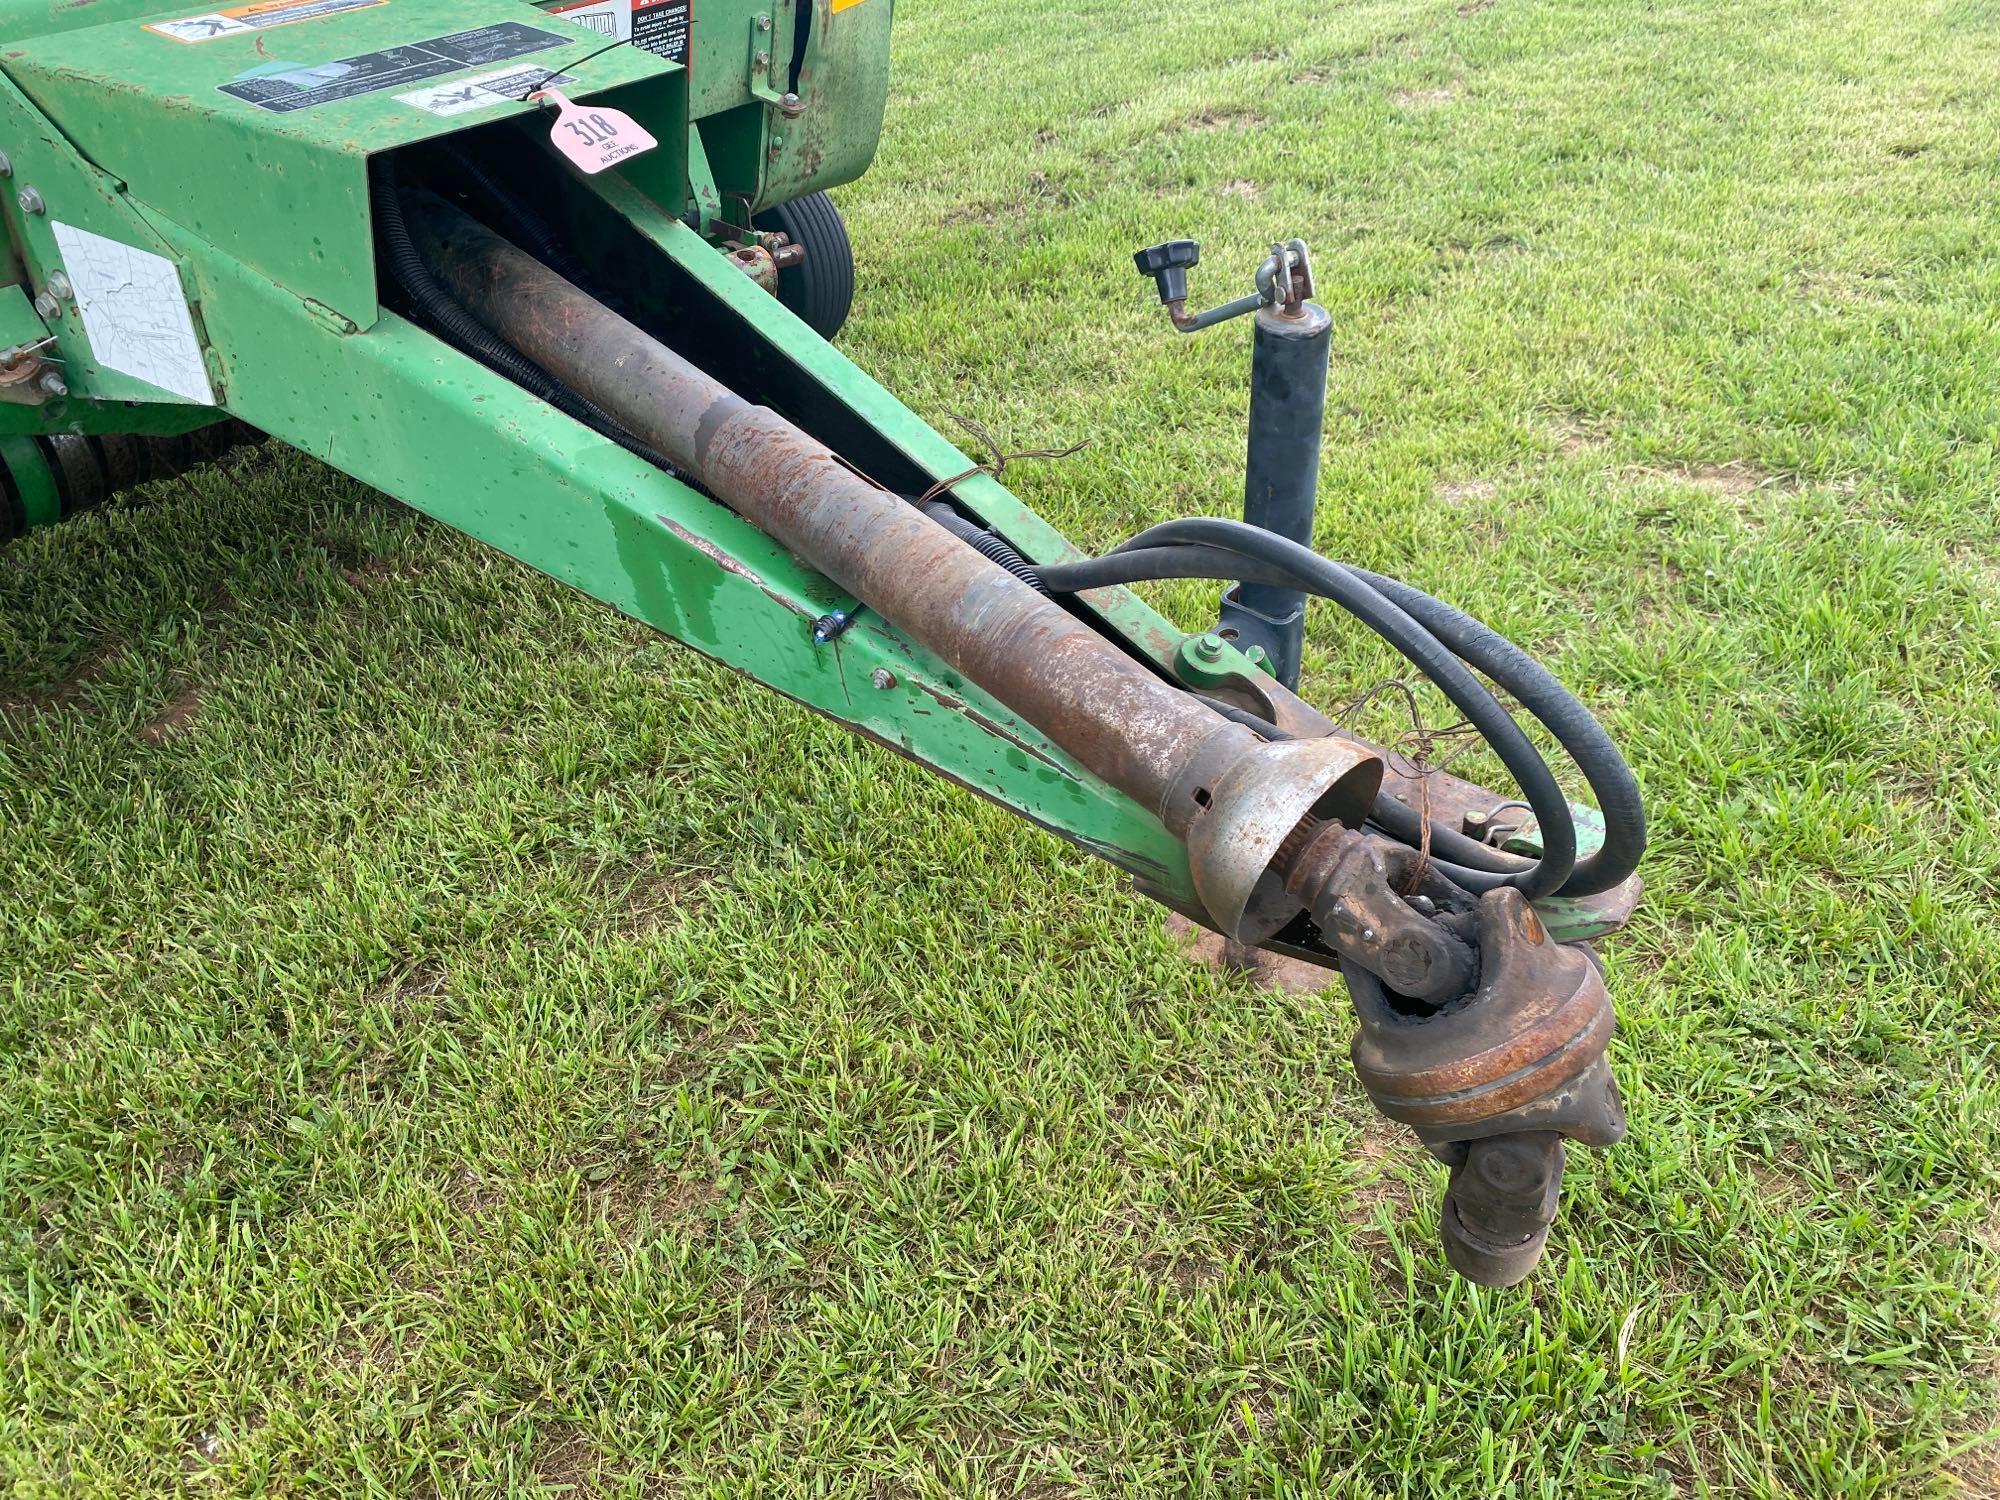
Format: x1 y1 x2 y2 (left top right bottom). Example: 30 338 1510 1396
564 112 621 146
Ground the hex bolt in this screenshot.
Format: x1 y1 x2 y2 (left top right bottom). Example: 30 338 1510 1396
870 668 896 690
45 269 71 301
754 49 770 68
777 91 805 118
31 290 59 319
16 185 44 215
37 369 65 397
1192 633 1225 662
755 12 771 28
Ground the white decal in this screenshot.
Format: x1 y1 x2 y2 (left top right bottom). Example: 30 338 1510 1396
51 223 215 405
398 66 573 116
149 14 255 41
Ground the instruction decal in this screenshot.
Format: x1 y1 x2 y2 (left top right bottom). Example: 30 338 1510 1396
148 0 386 43
51 223 215 406
217 21 567 111
398 65 574 115
549 0 692 69
630 0 689 65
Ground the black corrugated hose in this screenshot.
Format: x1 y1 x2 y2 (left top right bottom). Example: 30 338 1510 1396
921 501 1050 593
371 157 690 481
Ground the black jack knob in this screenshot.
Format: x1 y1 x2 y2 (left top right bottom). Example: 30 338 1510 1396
1132 239 1200 306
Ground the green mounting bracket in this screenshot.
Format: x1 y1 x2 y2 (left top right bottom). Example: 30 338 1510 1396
1174 630 1274 691
746 8 786 108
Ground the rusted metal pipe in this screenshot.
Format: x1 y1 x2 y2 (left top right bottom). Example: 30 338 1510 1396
399 191 1632 1288
403 192 1381 904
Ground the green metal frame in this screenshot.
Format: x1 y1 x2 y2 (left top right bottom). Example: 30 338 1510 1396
0 0 1632 945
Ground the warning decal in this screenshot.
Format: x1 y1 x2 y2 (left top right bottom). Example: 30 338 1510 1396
550 0 629 42
147 0 385 44
630 0 689 66
217 21 568 111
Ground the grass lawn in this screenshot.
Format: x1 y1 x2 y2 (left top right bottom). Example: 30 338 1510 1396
5 0 2000 1492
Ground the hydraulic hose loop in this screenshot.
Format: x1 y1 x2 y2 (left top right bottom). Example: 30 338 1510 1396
1349 566 1644 898
1040 521 1645 899
1104 517 1578 901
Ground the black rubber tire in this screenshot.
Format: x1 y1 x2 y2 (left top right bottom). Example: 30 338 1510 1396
754 190 854 341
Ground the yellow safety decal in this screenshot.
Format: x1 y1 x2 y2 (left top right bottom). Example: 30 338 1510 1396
147 0 386 44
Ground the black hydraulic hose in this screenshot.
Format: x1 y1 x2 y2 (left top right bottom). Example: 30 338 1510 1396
1351 566 1644 897
372 160 683 477
1038 543 1305 594
1036 549 1546 880
921 502 1050 593
1039 521 1616 900
1055 519 1643 897
1048 522 1576 899
1046 552 1563 885
1118 521 1639 897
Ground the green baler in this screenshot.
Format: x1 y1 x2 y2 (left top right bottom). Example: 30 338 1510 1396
0 0 1646 1284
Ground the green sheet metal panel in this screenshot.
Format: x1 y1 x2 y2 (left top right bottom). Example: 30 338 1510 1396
0 0 682 326
759 0 890 206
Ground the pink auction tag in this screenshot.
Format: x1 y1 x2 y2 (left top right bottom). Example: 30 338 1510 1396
536 87 657 175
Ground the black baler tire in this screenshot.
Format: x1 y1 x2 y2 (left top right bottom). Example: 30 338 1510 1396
755 191 854 340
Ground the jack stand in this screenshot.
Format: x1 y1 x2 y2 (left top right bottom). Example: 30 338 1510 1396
1139 235 1338 991
1134 238 1331 690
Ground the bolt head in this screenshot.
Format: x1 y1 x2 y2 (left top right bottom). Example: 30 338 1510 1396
31 291 58 320
755 11 771 27
45 269 71 301
1192 632 1225 661
870 668 896 690
754 48 770 67
16 185 43 214
0 152 13 178
36 369 65 397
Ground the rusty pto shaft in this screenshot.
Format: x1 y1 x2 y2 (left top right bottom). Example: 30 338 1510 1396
407 194 1622 1288
404 192 1382 885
